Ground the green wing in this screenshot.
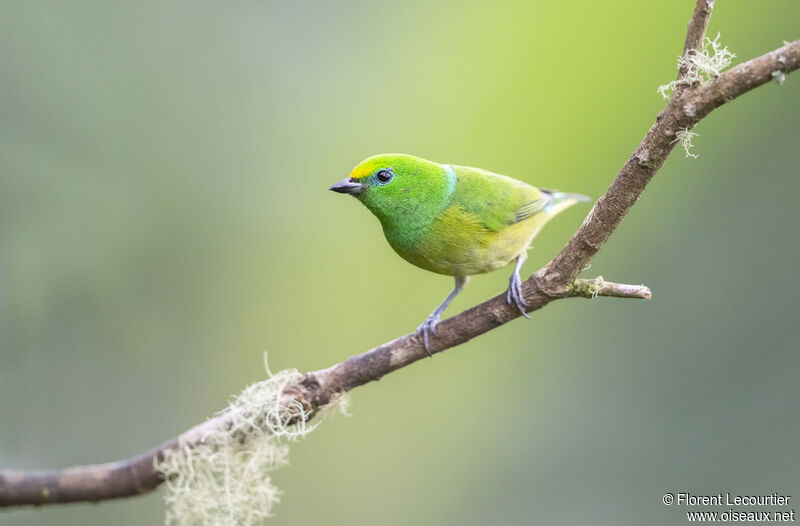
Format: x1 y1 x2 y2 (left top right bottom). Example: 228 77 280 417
449 165 549 231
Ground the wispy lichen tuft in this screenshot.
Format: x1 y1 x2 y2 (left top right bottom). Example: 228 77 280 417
155 356 348 525
672 128 700 159
658 33 736 98
684 33 736 80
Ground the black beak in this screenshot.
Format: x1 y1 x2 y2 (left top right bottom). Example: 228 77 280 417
329 178 365 195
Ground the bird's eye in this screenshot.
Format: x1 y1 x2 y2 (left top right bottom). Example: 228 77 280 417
375 168 394 184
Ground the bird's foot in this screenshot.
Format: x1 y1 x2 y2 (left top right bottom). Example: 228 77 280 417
416 313 441 356
507 272 531 319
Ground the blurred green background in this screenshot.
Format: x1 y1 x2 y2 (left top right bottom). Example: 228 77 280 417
2 1 799 524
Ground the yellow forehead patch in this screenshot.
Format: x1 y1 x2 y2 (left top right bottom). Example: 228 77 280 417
348 159 380 180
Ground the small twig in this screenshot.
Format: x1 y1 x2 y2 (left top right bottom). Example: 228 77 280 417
570 277 652 300
678 0 714 80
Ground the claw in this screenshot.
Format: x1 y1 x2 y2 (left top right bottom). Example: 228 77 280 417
416 314 441 356
507 272 531 319
414 276 468 357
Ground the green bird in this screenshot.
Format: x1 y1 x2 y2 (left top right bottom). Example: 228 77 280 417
330 153 589 352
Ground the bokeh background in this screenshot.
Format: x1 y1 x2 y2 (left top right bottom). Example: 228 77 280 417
2 1 799 524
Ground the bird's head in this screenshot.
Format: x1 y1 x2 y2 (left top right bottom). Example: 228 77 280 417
329 154 453 225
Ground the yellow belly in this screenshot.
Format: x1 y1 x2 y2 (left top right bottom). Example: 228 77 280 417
389 206 552 276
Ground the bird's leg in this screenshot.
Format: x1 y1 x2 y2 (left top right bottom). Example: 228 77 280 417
507 253 531 318
417 275 469 356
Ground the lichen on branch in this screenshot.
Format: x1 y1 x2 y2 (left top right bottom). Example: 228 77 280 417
155 358 346 526
659 33 736 98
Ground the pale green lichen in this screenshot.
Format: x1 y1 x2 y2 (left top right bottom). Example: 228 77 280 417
658 33 736 98
673 128 700 159
682 33 736 80
589 282 601 299
156 355 349 525
570 277 605 299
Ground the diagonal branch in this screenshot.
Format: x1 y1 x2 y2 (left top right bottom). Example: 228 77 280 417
0 275 645 507
546 36 800 289
2 0 799 509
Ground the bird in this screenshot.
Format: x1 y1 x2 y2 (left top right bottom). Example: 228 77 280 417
330 153 589 354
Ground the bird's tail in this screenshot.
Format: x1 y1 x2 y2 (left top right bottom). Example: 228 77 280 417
542 190 592 217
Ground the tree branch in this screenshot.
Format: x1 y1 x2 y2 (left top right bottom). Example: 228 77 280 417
678 0 714 80
0 275 646 507
2 0 799 509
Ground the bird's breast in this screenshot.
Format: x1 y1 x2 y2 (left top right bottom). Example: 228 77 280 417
384 204 539 276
